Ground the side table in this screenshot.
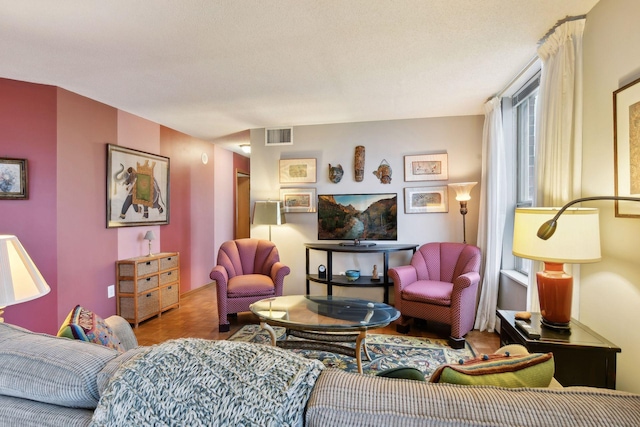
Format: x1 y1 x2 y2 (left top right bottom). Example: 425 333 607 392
497 310 620 389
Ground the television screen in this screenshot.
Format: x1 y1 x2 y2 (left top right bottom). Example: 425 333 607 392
317 193 397 241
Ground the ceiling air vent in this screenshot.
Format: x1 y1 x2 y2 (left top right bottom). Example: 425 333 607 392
265 127 293 146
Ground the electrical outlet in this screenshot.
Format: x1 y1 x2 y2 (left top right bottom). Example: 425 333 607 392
107 285 115 298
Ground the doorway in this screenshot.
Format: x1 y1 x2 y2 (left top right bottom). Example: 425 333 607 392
236 171 250 239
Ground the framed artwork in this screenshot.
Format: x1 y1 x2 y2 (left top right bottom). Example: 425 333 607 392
0 158 28 200
107 144 170 228
404 153 448 182
614 76 640 217
280 187 317 213
279 158 317 183
404 186 448 213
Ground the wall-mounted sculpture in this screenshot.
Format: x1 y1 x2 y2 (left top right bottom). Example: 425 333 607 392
354 145 365 182
373 159 392 184
328 164 344 183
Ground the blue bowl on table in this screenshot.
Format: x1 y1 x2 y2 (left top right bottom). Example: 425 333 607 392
345 270 360 281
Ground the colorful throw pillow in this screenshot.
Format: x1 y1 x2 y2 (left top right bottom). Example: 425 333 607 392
429 352 554 388
57 305 125 352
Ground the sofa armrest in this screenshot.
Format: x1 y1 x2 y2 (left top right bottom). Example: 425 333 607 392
105 315 138 351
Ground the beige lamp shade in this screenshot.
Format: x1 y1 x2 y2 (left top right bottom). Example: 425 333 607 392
513 207 601 263
252 201 286 225
448 182 477 201
0 235 51 307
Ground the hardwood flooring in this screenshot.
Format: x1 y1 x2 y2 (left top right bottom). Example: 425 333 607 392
133 284 500 355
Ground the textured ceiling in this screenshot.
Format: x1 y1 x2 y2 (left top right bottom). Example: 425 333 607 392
0 1 599 153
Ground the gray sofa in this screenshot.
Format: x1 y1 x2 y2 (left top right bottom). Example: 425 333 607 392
0 320 639 427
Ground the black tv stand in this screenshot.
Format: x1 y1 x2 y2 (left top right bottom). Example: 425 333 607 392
305 243 417 303
339 240 376 247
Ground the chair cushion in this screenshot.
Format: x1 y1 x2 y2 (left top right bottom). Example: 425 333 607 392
402 280 453 306
429 352 555 388
57 305 125 352
227 274 276 297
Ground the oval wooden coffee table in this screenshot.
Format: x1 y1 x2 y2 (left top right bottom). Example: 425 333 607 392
250 295 400 373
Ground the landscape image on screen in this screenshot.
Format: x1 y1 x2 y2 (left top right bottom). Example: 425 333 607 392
317 193 397 240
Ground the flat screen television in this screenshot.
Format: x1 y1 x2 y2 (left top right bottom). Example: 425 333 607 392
317 193 397 241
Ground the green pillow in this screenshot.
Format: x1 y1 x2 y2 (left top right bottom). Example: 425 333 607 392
429 352 554 388
376 366 426 381
57 305 125 352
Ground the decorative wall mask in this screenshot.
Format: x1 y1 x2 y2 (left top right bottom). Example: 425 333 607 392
328 164 344 183
373 159 392 184
354 145 365 182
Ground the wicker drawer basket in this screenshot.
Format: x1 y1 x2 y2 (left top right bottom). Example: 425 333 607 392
119 290 159 320
161 284 179 309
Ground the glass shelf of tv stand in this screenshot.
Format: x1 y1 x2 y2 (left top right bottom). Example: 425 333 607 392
304 243 418 304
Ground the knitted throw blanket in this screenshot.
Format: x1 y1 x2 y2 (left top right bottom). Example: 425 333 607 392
91 339 324 427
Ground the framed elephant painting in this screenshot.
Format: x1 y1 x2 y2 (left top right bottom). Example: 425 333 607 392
107 144 170 228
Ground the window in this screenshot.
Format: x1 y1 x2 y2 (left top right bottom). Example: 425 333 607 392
512 73 540 275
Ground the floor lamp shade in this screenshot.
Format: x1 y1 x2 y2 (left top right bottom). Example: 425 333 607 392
252 201 286 241
513 208 601 328
0 235 51 319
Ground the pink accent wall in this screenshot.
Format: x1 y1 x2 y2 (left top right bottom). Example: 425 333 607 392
56 89 118 326
0 77 234 332
159 127 216 292
116 111 162 260
0 79 58 332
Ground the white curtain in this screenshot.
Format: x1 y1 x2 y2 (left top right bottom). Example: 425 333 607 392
527 17 586 313
474 97 507 332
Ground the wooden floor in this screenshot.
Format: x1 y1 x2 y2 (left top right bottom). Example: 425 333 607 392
133 284 500 355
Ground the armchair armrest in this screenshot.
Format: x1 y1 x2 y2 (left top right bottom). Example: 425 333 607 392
270 261 291 294
210 265 229 293
452 271 481 293
388 265 418 291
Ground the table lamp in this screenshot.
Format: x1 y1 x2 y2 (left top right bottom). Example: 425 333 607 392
0 235 51 322
252 200 286 241
144 230 155 256
448 182 477 243
513 207 601 330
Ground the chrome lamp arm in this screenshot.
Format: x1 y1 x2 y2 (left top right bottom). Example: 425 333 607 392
537 196 640 240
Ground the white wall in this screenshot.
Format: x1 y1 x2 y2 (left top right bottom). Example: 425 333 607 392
250 116 483 301
581 0 640 393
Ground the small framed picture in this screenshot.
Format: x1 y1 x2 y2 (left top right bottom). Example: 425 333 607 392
0 158 28 200
404 153 448 181
404 186 448 213
279 158 317 183
280 187 317 213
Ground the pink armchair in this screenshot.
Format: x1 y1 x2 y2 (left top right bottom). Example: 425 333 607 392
210 239 290 332
389 242 481 349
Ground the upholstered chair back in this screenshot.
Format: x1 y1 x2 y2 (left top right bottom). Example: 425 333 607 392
410 242 481 283
216 239 281 278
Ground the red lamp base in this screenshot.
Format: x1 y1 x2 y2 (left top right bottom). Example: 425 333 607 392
536 262 572 330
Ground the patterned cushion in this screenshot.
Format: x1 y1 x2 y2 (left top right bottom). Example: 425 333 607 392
57 305 125 352
429 352 555 388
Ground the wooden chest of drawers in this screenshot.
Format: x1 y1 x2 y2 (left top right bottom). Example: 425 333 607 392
116 252 180 327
